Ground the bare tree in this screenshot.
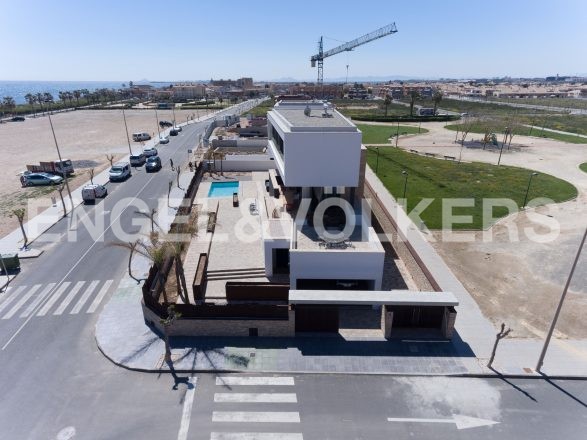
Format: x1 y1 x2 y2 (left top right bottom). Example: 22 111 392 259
11 208 28 249
56 184 67 217
168 180 173 207
88 168 95 184
458 118 473 163
110 239 142 283
481 117 496 150
160 305 181 362
487 323 512 368
176 166 181 189
106 154 115 167
135 208 159 235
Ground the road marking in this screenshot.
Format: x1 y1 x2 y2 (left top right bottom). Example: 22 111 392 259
53 281 85 315
212 412 300 423
216 377 295 386
37 282 71 316
387 414 499 430
177 376 197 440
214 393 297 403
86 279 113 313
210 434 303 440
70 280 99 314
2 285 41 319
0 286 25 314
1 117 233 350
20 283 56 318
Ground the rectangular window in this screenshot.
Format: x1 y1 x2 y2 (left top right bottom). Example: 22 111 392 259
271 125 284 156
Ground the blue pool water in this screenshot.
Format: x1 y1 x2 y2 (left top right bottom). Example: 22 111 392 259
208 181 239 197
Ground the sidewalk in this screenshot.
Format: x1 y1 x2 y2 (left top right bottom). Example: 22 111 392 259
94 168 587 377
0 104 241 257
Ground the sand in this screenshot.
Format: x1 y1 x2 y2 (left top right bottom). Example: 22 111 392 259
0 108 214 236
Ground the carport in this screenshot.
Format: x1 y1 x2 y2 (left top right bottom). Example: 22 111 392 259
289 290 459 338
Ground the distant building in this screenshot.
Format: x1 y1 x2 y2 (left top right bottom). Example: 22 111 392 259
172 83 206 100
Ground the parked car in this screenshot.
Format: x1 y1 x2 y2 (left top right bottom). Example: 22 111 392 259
11 116 25 122
158 135 169 145
132 132 151 142
173 125 182 132
20 172 63 187
159 120 173 128
81 184 107 204
169 129 178 136
109 162 132 182
143 147 158 157
145 156 162 172
129 153 146 166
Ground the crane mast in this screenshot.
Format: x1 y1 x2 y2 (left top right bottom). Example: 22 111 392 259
310 23 398 88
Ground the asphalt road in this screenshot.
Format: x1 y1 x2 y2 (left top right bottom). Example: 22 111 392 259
0 99 585 440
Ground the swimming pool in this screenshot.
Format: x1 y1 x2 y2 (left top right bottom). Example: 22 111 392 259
207 181 239 198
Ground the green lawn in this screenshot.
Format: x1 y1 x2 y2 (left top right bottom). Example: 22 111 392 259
357 124 428 144
445 123 587 144
367 147 577 230
580 163 587 173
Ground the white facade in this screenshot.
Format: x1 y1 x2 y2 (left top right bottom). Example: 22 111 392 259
267 102 362 188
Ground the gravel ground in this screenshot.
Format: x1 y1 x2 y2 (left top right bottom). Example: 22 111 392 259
0 108 213 237
366 120 587 338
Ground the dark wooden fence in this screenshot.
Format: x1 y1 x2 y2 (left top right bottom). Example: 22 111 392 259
226 282 290 302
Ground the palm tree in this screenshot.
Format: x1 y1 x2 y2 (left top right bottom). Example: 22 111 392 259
432 90 443 115
73 90 81 107
43 92 54 112
58 91 67 107
81 89 91 105
408 90 420 117
25 93 36 115
35 93 45 112
383 94 392 117
2 97 16 116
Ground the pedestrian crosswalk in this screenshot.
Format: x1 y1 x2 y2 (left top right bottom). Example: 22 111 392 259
0 279 114 320
210 376 303 440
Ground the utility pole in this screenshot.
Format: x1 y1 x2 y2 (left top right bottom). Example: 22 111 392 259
47 114 74 211
536 225 587 373
122 108 132 155
155 108 161 140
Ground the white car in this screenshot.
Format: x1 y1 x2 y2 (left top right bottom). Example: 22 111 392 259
109 162 132 182
81 184 107 204
158 135 169 145
143 147 158 157
173 125 182 132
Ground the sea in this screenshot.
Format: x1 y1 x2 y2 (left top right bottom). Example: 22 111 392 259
0 81 171 105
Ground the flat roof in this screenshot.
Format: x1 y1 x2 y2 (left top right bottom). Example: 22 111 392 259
269 103 357 132
289 290 459 307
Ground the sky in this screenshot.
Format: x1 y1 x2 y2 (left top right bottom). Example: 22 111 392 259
1 0 586 82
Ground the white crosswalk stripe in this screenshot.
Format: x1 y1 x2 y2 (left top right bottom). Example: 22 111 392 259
37 282 71 316
214 394 297 403
0 279 115 320
86 279 113 313
216 377 295 386
210 376 302 440
212 412 300 423
53 281 85 315
0 286 26 314
3 284 41 319
70 280 99 314
210 434 303 440
20 283 56 318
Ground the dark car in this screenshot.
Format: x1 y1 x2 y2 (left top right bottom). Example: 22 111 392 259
159 120 173 128
145 156 162 172
11 116 25 122
169 129 178 136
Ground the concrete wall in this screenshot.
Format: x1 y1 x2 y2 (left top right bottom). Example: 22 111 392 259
143 303 295 337
206 154 275 172
267 114 362 188
211 139 268 150
289 244 384 290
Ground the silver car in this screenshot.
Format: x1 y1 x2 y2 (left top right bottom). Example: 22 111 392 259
21 172 64 187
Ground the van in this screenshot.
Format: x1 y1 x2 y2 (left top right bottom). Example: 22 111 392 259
132 132 151 142
109 162 132 182
82 184 107 204
129 153 146 166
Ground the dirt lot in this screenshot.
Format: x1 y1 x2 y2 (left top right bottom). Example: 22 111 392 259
364 120 587 338
0 108 213 237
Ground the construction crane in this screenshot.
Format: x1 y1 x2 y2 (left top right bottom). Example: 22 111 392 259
310 23 398 88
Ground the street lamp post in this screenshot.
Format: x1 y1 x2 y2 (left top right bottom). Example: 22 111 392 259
47 114 74 212
395 121 400 147
375 147 380 174
154 108 161 140
402 170 409 199
122 108 132 156
522 172 539 208
536 225 587 373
